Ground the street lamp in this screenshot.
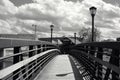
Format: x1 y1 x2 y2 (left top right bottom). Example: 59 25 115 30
32 24 37 40
89 6 97 42
50 24 54 43
74 33 76 44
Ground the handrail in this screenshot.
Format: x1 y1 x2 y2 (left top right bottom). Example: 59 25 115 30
0 46 54 61
0 48 37 61
70 42 120 80
16 53 53 80
72 50 120 74
0 38 57 48
0 49 60 79
76 41 120 49
0 38 60 80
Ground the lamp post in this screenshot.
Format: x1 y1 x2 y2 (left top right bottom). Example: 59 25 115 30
32 24 37 40
50 24 54 43
74 33 76 44
89 6 97 42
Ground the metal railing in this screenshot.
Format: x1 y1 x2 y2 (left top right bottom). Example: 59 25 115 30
0 38 60 80
69 42 120 80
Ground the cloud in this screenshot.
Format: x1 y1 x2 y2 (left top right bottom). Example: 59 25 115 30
103 0 120 7
0 0 120 40
0 0 17 16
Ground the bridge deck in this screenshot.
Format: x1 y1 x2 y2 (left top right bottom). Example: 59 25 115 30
34 55 83 80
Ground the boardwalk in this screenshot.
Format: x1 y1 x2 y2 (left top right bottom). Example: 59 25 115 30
34 55 83 80
0 38 120 80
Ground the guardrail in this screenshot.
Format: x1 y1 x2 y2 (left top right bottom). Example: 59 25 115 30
0 38 60 80
69 42 120 80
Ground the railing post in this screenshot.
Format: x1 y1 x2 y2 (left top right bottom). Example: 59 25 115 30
37 45 41 54
28 45 34 79
44 44 46 51
89 46 96 79
90 46 95 56
35 46 37 55
104 49 119 80
46 45 48 50
111 49 119 80
29 46 34 57
45 44 47 51
42 45 45 51
85 46 88 53
41 44 43 52
13 47 21 80
97 47 103 80
0 48 3 70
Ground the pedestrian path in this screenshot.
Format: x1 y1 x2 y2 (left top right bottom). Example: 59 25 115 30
34 55 83 80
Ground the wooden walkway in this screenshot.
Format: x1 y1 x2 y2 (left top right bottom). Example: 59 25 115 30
34 55 83 80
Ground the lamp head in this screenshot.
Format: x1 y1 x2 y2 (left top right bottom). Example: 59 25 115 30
89 6 97 16
50 24 54 29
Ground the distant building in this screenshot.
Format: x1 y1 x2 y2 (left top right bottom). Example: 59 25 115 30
116 38 120 41
39 37 81 44
0 34 35 40
101 39 115 42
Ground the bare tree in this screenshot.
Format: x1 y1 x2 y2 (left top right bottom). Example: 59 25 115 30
78 27 101 42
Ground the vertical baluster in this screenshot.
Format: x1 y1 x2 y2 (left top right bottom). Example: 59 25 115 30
97 47 103 80
85 46 88 53
29 46 34 57
0 48 3 70
42 45 45 51
104 49 119 80
111 49 119 80
46 45 49 50
13 47 21 80
44 44 46 51
34 46 37 55
28 45 34 79
90 46 95 55
37 45 41 54
89 46 96 80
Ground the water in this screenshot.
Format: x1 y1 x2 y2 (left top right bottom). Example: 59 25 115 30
1 47 29 69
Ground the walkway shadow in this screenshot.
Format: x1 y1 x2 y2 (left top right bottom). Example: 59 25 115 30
56 72 73 77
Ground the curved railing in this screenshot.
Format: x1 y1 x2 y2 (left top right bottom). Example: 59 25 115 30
0 38 60 80
69 42 120 80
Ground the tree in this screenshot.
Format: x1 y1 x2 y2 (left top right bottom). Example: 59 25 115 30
78 27 101 42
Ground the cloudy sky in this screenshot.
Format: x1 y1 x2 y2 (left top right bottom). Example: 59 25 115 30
0 0 120 40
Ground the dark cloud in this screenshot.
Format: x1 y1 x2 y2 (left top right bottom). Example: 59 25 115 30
64 0 79 2
104 10 120 19
10 0 33 6
103 0 120 6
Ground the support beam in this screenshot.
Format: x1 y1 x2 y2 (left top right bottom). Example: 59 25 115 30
0 49 3 70
97 47 103 80
89 46 96 79
29 46 34 57
37 45 41 54
13 47 21 80
28 45 34 79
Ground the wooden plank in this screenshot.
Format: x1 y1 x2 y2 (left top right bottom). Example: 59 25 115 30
0 49 60 79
